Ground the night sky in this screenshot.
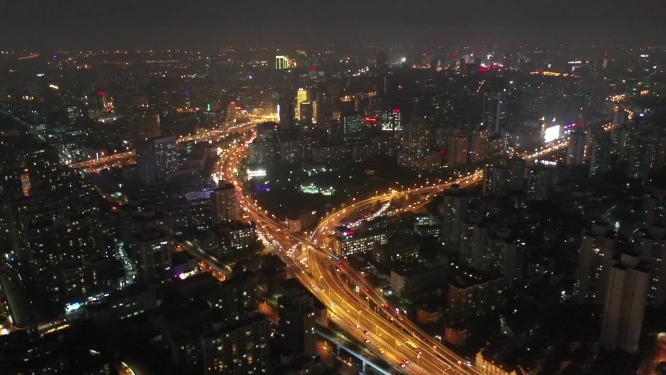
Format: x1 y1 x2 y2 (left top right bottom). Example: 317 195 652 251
1 0 665 49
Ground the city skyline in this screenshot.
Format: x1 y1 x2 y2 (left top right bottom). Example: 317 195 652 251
1 3 666 375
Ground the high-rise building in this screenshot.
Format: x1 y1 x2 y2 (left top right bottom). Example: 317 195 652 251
446 130 470 167
211 182 241 223
447 271 505 321
343 113 363 137
335 227 388 257
275 55 290 70
137 136 179 186
626 130 659 181
201 314 272 375
506 157 527 191
469 130 489 163
643 189 666 227
567 128 587 166
130 107 161 143
159 273 268 373
134 231 172 283
525 164 557 201
600 256 650 353
404 119 432 157
481 92 503 135
299 101 313 125
458 221 489 269
313 89 332 125
202 314 272 375
203 221 259 261
1 140 124 323
278 288 326 357
574 223 617 304
295 88 309 121
637 226 666 307
124 210 172 283
278 88 295 130
588 125 612 177
438 185 470 253
381 109 402 132
482 164 507 196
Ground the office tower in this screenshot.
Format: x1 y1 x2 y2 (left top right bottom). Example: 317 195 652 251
88 90 115 121
335 225 388 258
275 55 289 70
295 88 309 121
211 182 241 223
567 128 587 166
600 256 650 353
278 88 295 130
381 109 402 132
574 223 617 304
137 136 179 186
299 101 313 125
588 124 612 177
313 89 331 125
343 113 363 137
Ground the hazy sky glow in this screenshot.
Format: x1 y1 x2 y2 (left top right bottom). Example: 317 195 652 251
1 0 665 48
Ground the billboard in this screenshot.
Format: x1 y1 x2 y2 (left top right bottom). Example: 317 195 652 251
544 125 560 143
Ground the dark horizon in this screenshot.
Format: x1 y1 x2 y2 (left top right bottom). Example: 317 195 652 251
2 0 666 50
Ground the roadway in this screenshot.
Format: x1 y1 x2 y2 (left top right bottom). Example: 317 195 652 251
215 130 571 373
218 136 487 374
68 118 263 172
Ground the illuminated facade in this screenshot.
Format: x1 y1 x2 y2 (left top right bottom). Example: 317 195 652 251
335 230 388 257
381 109 402 132
211 182 241 223
275 55 289 70
295 88 310 122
